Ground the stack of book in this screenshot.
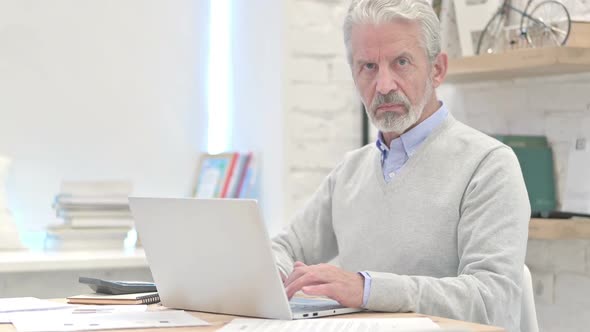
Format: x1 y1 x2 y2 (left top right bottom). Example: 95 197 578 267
193 152 258 199
45 181 135 250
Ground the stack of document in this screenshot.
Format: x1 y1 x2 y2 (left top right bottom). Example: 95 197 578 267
46 181 135 250
10 310 209 332
0 297 72 323
0 297 210 332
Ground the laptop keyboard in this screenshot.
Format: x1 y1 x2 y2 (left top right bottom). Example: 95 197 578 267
289 298 344 313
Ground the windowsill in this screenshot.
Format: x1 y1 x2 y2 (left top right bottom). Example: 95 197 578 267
0 248 147 273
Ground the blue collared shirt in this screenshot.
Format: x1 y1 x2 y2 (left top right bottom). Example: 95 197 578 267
360 102 448 308
376 102 449 182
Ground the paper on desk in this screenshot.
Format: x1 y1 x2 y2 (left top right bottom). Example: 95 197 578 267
68 304 147 314
0 298 72 313
11 310 209 332
0 298 74 324
0 304 147 324
218 317 440 332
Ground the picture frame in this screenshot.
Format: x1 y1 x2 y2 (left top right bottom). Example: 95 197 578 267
193 152 238 198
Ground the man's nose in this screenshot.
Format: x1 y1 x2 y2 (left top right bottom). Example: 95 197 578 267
375 69 399 96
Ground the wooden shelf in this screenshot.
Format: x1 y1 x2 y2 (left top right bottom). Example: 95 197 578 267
447 47 590 83
529 218 590 240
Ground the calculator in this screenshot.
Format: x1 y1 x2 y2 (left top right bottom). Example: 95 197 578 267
79 276 157 295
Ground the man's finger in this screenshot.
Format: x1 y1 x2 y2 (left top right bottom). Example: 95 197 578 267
284 265 337 299
284 264 309 287
283 261 309 287
285 271 325 299
294 261 307 268
301 284 337 301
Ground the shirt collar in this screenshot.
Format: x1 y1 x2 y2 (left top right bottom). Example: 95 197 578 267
375 102 448 159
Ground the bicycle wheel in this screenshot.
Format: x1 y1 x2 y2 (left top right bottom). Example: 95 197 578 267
476 11 508 55
524 0 571 48
520 0 542 32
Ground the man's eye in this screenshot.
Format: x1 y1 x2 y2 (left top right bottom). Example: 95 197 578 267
398 58 409 66
364 63 377 70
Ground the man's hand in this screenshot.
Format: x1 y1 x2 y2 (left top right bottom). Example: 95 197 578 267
283 261 364 308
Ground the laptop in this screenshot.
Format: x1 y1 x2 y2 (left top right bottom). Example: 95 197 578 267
129 197 363 319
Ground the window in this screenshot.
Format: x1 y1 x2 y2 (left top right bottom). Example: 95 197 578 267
207 0 233 154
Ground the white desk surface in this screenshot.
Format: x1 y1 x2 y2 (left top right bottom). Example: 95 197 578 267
0 248 147 273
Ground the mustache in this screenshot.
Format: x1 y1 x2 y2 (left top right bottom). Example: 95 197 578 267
370 92 411 113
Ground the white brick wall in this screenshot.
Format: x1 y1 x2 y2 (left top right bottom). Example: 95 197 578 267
283 0 360 221
282 1 590 331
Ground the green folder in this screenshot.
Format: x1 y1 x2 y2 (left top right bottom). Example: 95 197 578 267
494 135 548 148
494 135 556 214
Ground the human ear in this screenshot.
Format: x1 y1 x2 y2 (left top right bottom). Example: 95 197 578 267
431 52 448 88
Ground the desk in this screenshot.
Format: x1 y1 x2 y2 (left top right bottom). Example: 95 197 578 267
0 308 504 332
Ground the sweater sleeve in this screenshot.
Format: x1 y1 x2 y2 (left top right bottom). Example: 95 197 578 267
271 166 341 277
365 146 530 331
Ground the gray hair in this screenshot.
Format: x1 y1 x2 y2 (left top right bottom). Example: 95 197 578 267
343 0 441 65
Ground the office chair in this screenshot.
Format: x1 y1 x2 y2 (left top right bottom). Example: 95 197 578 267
521 265 539 332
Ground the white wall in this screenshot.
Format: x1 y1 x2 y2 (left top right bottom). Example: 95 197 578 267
0 0 209 244
230 0 285 235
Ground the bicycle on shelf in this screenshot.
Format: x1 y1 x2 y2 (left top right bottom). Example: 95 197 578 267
477 0 571 55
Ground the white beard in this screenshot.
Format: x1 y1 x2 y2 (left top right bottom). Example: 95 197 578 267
367 78 433 135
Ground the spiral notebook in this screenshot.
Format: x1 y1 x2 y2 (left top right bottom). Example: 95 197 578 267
67 292 160 305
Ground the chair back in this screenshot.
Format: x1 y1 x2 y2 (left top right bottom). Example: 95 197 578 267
521 265 539 332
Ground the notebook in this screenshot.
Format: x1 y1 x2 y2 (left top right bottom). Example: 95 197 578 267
67 292 160 305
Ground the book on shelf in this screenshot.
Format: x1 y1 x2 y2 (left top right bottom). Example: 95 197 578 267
216 152 247 198
219 153 239 198
46 227 131 240
66 218 135 229
59 180 133 196
53 180 133 211
239 154 258 199
48 180 138 250
67 292 160 305
228 152 252 198
57 209 133 219
54 195 130 208
44 227 131 251
44 238 128 251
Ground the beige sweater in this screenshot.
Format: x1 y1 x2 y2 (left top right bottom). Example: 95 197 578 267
272 115 530 332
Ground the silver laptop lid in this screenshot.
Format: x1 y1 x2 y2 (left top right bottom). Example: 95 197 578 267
129 197 293 319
